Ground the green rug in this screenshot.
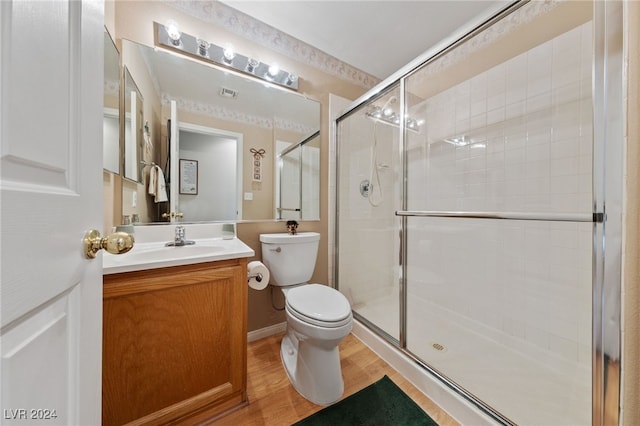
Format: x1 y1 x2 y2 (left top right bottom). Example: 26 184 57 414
292 375 438 426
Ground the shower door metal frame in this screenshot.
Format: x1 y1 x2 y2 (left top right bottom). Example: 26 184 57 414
592 1 623 424
334 1 623 425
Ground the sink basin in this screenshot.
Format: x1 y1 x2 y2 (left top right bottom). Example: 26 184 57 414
103 238 254 274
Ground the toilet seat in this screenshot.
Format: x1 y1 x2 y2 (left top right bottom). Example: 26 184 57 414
285 284 352 328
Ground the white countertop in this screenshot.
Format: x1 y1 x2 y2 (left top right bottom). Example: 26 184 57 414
103 237 254 275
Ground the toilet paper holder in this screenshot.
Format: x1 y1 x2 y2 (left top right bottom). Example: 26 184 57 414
248 272 264 283
247 260 269 290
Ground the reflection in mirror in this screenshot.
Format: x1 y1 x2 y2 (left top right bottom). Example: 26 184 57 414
177 122 243 221
276 131 320 220
123 67 144 183
118 39 320 223
103 29 120 173
302 133 321 220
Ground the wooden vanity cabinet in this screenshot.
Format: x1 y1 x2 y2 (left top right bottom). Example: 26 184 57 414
102 258 248 426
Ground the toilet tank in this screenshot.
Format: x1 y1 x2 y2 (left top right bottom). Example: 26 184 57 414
260 232 320 287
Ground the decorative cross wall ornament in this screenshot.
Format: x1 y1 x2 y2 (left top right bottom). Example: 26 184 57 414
250 148 266 182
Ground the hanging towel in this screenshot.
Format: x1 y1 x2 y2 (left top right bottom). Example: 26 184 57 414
148 165 168 203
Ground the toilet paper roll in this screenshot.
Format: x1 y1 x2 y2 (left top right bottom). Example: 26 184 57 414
247 261 269 290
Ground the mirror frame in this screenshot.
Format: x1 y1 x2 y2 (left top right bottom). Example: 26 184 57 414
103 27 120 174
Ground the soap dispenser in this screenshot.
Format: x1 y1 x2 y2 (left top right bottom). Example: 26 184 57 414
115 215 135 235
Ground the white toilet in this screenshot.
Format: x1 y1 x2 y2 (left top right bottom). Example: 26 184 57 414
260 232 353 405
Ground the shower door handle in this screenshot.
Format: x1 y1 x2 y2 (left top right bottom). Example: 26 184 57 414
398 223 404 267
395 210 598 222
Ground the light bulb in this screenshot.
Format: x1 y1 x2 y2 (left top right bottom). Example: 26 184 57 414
268 64 280 77
197 39 210 57
223 45 235 63
246 58 260 73
165 20 182 46
286 73 298 85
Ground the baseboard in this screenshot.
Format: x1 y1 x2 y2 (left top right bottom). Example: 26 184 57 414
247 322 286 342
351 320 498 426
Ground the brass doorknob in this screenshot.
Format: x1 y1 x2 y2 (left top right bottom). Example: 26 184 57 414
83 230 135 259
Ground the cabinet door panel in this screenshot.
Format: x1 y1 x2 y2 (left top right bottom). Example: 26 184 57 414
103 261 247 426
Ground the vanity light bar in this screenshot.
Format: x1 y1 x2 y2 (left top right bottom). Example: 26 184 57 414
155 22 299 91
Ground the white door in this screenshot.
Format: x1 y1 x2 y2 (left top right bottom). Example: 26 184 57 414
1 1 104 425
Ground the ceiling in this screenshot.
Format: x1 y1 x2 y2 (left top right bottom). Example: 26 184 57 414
219 1 511 80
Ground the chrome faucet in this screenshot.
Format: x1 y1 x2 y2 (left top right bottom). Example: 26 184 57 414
166 225 195 247
174 225 186 245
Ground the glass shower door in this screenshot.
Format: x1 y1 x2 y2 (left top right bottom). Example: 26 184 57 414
336 86 402 341
402 1 593 424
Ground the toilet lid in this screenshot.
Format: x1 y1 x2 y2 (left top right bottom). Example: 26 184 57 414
286 284 351 326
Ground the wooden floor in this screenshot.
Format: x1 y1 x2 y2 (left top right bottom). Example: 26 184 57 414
212 333 459 426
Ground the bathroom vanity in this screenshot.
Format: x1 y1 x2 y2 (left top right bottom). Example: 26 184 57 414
102 226 253 425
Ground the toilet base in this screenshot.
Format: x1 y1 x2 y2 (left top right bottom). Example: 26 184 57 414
280 323 349 405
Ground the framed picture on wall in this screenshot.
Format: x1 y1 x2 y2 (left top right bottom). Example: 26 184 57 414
179 159 198 195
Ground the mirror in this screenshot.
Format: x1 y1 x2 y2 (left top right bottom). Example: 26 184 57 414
123 67 144 183
119 39 320 223
103 29 119 173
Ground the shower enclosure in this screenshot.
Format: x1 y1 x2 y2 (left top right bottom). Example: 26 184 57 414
335 1 622 424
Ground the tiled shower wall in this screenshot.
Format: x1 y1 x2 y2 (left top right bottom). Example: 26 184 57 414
406 22 593 366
